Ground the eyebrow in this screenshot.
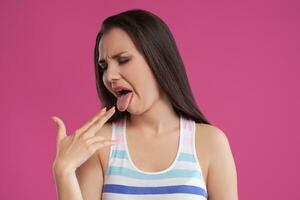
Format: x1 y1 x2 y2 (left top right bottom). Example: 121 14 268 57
98 51 128 64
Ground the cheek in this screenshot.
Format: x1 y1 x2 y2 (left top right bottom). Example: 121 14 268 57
135 75 160 101
102 75 112 92
102 75 108 88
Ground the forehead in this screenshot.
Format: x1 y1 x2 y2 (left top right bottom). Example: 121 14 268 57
98 27 136 60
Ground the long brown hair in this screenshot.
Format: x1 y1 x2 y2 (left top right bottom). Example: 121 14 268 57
94 9 211 125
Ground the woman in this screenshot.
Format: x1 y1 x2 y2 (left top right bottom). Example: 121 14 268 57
52 9 238 200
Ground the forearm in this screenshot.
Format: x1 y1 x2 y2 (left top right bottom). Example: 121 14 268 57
53 166 83 200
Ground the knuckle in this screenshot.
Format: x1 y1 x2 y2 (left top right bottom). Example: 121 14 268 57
74 130 81 137
87 144 95 153
79 133 90 141
83 138 90 146
77 134 84 141
97 116 105 123
80 134 88 141
98 136 105 140
95 120 103 128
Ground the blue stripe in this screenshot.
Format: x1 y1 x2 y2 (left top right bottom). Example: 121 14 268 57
178 153 196 162
106 166 202 180
111 150 128 159
103 184 207 197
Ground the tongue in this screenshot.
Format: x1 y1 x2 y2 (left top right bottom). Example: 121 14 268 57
117 92 133 112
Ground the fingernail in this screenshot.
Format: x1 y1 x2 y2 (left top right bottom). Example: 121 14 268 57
100 107 107 112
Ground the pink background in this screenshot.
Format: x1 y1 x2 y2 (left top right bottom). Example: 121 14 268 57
1 0 299 199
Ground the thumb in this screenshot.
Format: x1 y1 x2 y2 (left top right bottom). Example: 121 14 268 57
52 116 67 144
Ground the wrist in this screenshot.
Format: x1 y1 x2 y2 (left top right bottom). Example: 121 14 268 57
53 161 76 178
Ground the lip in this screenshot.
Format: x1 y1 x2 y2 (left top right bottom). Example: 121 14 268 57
112 86 132 97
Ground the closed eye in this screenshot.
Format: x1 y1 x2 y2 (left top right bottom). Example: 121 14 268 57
118 59 129 65
98 58 130 71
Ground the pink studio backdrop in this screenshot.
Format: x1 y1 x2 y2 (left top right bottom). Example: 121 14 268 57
0 0 299 199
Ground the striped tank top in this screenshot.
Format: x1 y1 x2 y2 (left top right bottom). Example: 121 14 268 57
102 115 208 200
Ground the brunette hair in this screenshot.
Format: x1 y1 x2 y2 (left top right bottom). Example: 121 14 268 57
94 9 211 125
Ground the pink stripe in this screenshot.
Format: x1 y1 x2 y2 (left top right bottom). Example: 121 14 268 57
182 120 193 131
181 136 192 145
114 135 124 141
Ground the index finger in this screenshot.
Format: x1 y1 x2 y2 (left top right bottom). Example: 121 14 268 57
82 106 116 139
77 107 107 134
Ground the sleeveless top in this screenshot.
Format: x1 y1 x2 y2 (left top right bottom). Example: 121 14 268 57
101 115 208 200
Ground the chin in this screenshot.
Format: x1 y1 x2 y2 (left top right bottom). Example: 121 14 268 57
126 104 142 115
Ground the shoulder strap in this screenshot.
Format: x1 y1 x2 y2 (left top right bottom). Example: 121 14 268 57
180 116 195 155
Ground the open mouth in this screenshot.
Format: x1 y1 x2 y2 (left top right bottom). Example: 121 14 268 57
115 89 134 111
117 89 132 97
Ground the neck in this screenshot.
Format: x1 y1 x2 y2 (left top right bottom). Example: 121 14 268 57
127 93 180 136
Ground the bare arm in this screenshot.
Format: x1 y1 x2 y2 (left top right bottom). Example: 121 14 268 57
75 148 103 200
52 107 116 200
53 141 105 200
75 123 112 200
53 164 84 200
207 127 238 200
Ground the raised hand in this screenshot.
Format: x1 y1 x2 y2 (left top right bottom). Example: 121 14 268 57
52 106 117 175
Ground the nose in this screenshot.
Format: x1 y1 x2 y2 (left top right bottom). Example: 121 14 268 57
103 61 120 83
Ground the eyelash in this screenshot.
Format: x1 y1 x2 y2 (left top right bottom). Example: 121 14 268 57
99 59 129 71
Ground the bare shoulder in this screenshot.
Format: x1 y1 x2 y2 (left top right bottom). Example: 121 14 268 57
195 123 231 156
196 123 228 141
195 123 238 200
194 123 229 183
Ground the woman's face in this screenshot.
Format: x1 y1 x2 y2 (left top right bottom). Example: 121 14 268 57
98 27 163 114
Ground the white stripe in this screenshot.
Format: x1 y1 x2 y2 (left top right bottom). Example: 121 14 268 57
179 147 193 154
104 117 208 200
102 193 207 200
104 175 207 189
109 158 201 172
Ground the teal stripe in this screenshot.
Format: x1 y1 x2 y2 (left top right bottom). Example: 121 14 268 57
111 150 128 159
178 153 196 162
112 150 196 163
106 166 202 180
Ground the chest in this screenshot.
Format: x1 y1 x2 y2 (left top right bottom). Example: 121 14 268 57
99 124 209 185
126 130 180 172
